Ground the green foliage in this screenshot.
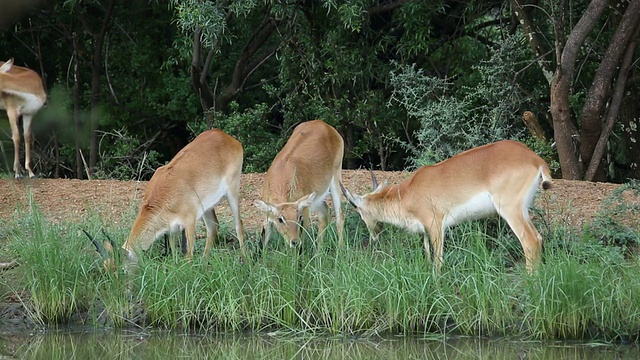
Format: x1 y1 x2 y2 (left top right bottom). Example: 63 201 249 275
94 129 162 180
5 0 563 176
396 0 442 57
171 0 230 49
583 180 640 255
336 1 366 32
273 2 412 169
390 36 531 167
6 0 636 180
523 137 561 174
188 102 280 173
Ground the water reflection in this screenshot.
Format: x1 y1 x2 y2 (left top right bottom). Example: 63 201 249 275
2 329 638 359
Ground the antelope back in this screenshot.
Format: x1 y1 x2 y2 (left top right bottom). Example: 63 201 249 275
261 120 343 203
0 59 46 100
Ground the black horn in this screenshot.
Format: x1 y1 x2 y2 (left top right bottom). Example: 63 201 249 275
339 181 358 208
83 229 108 258
370 169 379 190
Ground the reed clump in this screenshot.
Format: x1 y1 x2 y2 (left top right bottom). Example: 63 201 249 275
2 196 639 342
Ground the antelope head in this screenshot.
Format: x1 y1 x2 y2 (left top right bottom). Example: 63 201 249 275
340 170 387 244
254 192 317 247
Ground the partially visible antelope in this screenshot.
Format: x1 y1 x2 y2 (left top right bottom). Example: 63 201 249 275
340 140 553 273
254 120 344 250
89 129 246 270
0 58 47 178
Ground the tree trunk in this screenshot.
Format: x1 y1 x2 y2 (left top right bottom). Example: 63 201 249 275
189 11 278 123
621 95 640 179
509 0 554 83
190 28 216 128
550 74 581 179
214 16 278 113
579 1 640 181
345 123 355 169
522 111 546 141
73 32 83 179
87 0 116 177
550 0 608 180
622 41 640 180
584 17 640 181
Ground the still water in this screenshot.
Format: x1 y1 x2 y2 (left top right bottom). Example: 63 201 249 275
1 328 638 359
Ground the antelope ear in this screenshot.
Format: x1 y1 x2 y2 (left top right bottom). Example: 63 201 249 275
296 192 316 210
372 180 388 193
0 58 13 72
254 199 278 215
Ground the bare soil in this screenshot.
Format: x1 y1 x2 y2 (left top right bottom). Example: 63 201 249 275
0 171 629 231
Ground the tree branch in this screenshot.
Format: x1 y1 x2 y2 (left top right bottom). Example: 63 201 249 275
368 0 410 16
509 0 554 83
584 18 640 181
550 0 608 179
215 14 280 111
579 0 640 180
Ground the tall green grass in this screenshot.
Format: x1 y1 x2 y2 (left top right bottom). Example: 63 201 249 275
2 197 639 342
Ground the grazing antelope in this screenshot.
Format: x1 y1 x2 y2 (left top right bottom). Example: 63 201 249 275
0 58 46 178
340 140 553 273
90 129 246 269
255 120 344 250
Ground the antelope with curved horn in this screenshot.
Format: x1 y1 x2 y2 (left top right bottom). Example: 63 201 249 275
341 140 553 273
0 58 46 178
88 129 246 270
254 120 344 250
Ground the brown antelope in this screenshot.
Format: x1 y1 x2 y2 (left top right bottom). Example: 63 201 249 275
255 120 344 250
0 58 46 178
340 140 553 273
90 129 246 269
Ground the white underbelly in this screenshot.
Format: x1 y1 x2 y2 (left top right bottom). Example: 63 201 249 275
165 183 229 233
309 185 331 212
443 192 496 228
1 91 45 114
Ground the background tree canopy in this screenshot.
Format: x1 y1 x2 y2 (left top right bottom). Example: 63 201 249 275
1 0 639 182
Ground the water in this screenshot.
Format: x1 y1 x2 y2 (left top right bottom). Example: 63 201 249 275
1 328 638 359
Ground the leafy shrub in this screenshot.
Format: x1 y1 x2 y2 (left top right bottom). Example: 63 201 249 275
522 137 561 175
189 102 280 173
583 180 640 257
94 128 162 180
390 36 530 167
